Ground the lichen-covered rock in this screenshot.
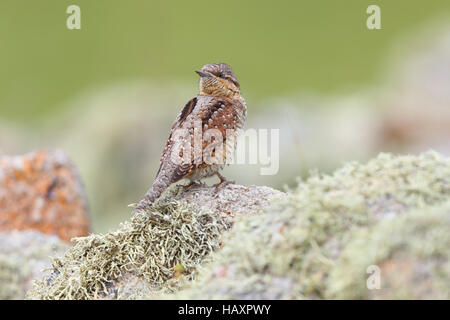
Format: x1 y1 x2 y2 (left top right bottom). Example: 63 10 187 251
0 150 90 241
0 230 68 299
26 184 283 300
165 183 284 217
327 201 450 299
165 151 450 299
26 151 450 300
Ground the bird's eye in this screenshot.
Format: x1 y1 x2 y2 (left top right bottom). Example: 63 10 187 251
217 72 224 78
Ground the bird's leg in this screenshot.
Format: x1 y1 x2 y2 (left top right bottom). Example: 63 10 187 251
214 172 234 190
185 180 201 189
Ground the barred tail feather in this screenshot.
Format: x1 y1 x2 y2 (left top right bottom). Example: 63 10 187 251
133 174 171 212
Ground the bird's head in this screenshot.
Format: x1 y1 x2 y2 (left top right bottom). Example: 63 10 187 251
196 63 240 98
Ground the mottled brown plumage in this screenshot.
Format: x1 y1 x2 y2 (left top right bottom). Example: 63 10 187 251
134 63 247 212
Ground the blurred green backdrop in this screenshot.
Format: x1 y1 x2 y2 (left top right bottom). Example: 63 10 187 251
1 0 450 232
1 0 449 122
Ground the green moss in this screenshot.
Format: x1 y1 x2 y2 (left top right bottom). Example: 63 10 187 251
167 151 450 299
27 197 228 300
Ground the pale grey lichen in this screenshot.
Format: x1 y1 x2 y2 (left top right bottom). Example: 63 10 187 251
26 151 450 300
0 230 68 300
165 151 450 299
327 201 450 299
26 199 228 300
0 254 26 300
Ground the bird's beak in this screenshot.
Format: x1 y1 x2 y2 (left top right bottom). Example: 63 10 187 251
195 70 210 78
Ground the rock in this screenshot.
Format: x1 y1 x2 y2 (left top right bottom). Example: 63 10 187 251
376 29 450 157
26 184 283 300
165 183 285 217
0 230 68 299
378 105 450 155
165 151 450 300
26 151 450 300
327 202 450 299
0 150 90 241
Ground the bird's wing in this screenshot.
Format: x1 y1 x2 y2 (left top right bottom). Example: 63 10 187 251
156 95 244 184
155 97 197 179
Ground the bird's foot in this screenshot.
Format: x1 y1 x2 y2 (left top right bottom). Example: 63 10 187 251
185 180 202 189
214 172 234 191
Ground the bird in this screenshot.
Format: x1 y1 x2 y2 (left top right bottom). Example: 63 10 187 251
134 63 247 212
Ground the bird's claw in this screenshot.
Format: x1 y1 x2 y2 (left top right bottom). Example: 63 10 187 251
185 180 202 189
214 173 234 191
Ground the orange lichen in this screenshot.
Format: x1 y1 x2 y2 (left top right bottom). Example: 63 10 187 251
0 150 90 241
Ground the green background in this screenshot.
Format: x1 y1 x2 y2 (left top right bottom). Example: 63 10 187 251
1 0 449 122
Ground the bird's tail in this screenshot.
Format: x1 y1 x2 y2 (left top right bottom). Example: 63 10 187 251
133 174 171 212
